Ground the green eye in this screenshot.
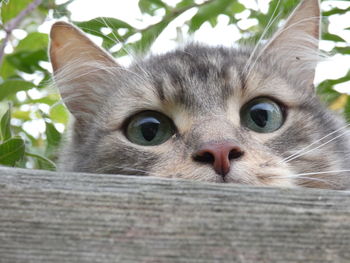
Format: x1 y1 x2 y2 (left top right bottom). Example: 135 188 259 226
126 111 175 146
240 98 284 133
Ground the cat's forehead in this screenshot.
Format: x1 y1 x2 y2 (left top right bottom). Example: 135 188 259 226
126 44 304 114
133 45 245 111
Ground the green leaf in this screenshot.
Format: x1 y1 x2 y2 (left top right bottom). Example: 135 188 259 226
229 2 245 14
45 122 61 148
1 106 11 141
1 0 32 23
139 0 168 15
28 94 60 105
0 137 25 166
44 121 61 161
75 17 134 49
6 49 48 74
102 32 124 49
322 33 346 43
15 32 49 52
21 130 43 148
333 46 350 55
189 0 232 32
208 16 218 27
0 78 35 100
25 151 56 170
323 7 350 17
0 57 16 79
49 104 69 124
12 110 31 121
75 17 133 33
176 0 194 9
51 0 74 19
138 20 169 52
317 85 341 105
317 70 350 104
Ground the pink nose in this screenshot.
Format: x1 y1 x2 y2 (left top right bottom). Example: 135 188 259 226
193 142 244 176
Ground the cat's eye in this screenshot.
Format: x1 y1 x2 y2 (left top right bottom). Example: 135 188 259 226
240 98 284 133
125 111 175 146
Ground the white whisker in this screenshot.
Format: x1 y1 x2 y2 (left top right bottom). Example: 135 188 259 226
283 129 350 164
99 17 153 80
243 0 281 77
292 170 350 177
280 124 350 163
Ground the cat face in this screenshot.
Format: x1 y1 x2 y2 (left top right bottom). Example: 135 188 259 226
50 0 350 189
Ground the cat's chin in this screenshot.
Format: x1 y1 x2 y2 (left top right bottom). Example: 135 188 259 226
213 175 245 184
214 175 230 184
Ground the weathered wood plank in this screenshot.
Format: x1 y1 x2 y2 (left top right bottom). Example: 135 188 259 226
0 167 350 262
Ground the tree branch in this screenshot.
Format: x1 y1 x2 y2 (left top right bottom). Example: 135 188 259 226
0 0 43 66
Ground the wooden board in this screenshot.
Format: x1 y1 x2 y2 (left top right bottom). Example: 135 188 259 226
0 166 350 262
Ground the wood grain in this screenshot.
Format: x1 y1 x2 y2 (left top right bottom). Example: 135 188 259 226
0 166 350 262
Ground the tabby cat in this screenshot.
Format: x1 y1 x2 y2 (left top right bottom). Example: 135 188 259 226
50 0 350 189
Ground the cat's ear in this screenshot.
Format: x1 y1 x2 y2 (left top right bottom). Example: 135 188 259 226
263 0 320 88
50 22 119 123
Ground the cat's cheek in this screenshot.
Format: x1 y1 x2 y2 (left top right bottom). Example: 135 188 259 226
224 155 297 187
227 143 299 187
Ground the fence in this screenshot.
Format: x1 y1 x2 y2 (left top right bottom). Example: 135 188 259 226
0 166 349 262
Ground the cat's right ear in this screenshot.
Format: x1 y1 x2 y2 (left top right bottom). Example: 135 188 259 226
50 22 119 123
262 0 321 89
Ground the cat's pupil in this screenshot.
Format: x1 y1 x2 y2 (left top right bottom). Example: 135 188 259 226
250 108 268 127
141 119 160 141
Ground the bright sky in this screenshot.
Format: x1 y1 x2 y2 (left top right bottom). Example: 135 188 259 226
53 0 350 92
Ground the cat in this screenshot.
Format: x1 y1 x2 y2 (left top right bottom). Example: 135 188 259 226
49 0 350 190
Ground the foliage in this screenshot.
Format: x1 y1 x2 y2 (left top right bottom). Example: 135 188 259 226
0 0 349 169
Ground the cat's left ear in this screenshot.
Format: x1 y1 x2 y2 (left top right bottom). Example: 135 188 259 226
263 0 320 88
50 21 117 72
49 22 120 126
